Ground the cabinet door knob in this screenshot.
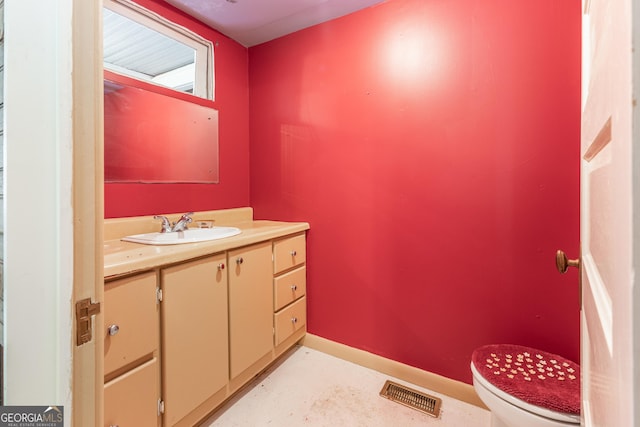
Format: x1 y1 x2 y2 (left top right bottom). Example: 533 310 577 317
290 250 297 256
291 317 298 324
217 263 225 270
107 324 120 336
236 257 244 265
291 284 297 291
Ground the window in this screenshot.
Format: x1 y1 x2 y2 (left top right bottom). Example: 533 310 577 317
103 0 214 100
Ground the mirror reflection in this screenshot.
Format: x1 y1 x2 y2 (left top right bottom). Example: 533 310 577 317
104 78 219 183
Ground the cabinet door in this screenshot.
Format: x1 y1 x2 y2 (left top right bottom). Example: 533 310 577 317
104 271 158 376
229 242 273 379
104 357 160 427
161 254 228 426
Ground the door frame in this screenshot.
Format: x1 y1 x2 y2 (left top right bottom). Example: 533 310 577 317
72 0 104 425
632 0 640 420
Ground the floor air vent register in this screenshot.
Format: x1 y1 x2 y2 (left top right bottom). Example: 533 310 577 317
379 380 442 418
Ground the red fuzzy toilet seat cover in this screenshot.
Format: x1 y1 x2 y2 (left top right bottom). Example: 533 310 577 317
472 344 580 415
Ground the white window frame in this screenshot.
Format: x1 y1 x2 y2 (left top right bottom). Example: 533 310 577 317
104 0 214 100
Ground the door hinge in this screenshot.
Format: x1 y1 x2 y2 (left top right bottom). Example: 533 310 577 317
158 399 165 416
75 298 101 346
156 288 163 303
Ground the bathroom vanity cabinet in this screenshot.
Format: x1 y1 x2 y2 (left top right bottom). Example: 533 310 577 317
103 209 308 427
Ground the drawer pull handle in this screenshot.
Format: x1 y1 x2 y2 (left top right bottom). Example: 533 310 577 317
290 250 297 256
236 257 244 265
217 263 225 270
108 324 120 336
291 317 298 324
291 284 297 291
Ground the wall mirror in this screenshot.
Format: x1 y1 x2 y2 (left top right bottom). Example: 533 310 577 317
104 77 219 183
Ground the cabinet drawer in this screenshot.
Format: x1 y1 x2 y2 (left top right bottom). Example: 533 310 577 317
274 266 306 311
273 233 306 274
104 271 158 376
105 357 159 427
274 296 306 346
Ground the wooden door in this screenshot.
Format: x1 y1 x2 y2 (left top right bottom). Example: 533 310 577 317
579 0 638 424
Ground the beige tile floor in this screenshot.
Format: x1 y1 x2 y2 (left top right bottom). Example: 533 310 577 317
201 346 491 426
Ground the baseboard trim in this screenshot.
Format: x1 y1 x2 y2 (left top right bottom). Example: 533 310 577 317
301 334 487 410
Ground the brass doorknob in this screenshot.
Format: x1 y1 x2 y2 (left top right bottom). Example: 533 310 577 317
556 250 580 274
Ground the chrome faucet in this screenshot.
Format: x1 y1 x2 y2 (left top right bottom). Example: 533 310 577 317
154 215 173 233
154 212 194 233
171 212 194 232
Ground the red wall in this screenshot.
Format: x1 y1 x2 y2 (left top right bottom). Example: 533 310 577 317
104 0 250 218
248 0 581 383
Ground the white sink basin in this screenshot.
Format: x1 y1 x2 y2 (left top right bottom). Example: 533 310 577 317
122 227 241 245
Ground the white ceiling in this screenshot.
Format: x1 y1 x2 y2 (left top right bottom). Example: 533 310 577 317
164 0 387 47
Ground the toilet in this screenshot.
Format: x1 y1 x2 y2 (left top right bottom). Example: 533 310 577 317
471 344 580 427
